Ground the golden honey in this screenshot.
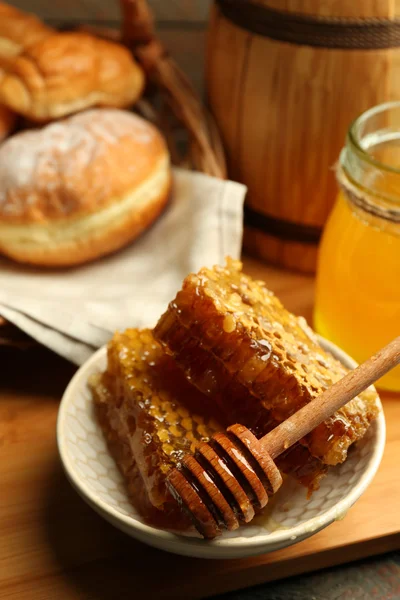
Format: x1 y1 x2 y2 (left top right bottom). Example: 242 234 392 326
315 102 400 392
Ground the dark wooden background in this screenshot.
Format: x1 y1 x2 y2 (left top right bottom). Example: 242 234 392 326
10 0 211 21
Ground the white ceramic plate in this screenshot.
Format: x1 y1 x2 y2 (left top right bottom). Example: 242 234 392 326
57 338 385 559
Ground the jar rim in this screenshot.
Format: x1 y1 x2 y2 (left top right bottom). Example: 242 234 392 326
348 101 400 176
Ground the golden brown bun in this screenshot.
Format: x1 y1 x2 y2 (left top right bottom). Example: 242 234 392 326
0 32 145 121
0 108 171 266
0 2 53 58
0 103 16 141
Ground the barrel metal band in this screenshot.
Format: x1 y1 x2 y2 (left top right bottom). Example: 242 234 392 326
216 0 400 50
244 205 322 244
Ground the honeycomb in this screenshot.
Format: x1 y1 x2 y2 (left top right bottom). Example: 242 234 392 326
90 328 223 522
154 259 379 468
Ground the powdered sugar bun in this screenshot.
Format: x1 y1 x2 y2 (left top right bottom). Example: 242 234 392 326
0 108 171 266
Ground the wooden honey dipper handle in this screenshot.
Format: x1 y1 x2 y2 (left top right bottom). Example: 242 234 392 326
262 337 400 460
167 337 400 539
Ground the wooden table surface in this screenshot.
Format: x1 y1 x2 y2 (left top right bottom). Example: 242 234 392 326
1 257 399 600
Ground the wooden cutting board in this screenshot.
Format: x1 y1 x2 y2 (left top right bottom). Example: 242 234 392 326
0 257 399 600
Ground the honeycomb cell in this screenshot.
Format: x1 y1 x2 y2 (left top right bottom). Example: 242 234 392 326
90 328 223 523
154 259 379 468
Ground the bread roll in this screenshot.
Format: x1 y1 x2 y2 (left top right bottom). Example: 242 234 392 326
0 108 171 267
0 2 53 58
0 32 145 121
0 104 16 141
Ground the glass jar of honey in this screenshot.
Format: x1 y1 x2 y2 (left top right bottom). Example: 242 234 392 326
315 102 400 392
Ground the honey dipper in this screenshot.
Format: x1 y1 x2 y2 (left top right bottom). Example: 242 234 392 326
167 337 400 539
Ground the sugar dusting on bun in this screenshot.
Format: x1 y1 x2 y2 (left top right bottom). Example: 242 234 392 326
0 108 171 266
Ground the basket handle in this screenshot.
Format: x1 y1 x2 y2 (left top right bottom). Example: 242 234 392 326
119 0 227 179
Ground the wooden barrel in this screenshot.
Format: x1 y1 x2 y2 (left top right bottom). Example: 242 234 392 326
206 0 400 272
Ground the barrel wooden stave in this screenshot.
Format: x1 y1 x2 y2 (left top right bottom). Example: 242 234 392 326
206 0 400 271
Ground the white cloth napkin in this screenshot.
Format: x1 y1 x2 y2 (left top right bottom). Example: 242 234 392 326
0 169 246 365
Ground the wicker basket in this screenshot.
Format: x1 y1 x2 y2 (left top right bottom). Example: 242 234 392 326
0 0 227 348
